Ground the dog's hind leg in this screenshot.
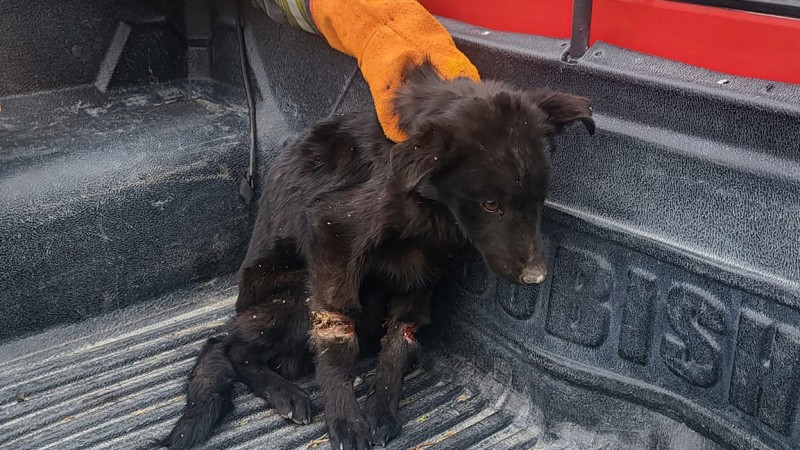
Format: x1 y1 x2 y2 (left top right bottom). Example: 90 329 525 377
228 302 314 425
159 336 236 450
364 288 433 446
236 237 307 312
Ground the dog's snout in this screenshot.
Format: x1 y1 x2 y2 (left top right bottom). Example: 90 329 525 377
520 267 547 285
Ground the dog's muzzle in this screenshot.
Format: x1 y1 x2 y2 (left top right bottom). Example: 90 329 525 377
520 267 547 285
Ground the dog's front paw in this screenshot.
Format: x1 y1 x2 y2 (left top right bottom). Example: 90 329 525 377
366 408 402 447
326 415 371 450
270 383 313 425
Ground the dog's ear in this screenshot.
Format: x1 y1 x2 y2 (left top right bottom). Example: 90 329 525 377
529 91 595 135
393 57 465 137
389 126 449 192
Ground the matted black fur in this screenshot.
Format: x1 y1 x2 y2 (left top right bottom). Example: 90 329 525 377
159 60 594 450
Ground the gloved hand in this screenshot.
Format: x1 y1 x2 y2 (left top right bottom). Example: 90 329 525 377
248 0 481 143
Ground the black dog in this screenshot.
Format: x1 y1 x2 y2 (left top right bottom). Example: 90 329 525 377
160 60 594 450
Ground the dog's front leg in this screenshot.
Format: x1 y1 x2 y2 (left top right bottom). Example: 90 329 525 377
365 288 433 446
307 248 371 450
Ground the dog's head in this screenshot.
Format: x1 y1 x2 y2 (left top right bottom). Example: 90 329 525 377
391 61 594 286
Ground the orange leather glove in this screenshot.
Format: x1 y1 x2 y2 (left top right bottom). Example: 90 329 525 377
250 0 481 142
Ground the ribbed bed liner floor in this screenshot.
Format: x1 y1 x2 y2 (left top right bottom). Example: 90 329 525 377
0 277 555 450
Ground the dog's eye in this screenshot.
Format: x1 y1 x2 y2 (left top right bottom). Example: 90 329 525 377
482 200 500 213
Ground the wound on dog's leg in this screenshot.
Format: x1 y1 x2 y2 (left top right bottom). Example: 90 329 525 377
311 310 355 341
401 323 418 344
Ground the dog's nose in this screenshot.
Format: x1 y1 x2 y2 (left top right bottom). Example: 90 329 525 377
520 267 547 285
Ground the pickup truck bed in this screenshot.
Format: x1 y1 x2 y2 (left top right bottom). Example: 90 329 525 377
2 1 799 449
0 276 725 450
0 278 545 450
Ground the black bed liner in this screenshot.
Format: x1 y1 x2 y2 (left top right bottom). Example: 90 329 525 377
0 276 725 450
1 0 799 449
0 80 252 341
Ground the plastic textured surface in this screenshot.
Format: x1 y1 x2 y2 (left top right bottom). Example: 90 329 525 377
2 1 800 449
0 0 187 97
0 81 254 342
0 276 723 450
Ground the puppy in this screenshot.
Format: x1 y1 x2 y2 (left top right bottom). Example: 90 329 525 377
159 60 594 450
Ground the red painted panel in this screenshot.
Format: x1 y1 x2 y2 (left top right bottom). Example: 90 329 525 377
419 0 574 39
420 0 800 84
592 0 800 84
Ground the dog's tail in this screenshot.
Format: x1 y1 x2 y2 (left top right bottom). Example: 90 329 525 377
156 336 236 450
